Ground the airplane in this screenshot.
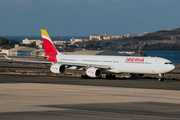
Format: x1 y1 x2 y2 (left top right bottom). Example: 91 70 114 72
5 29 175 81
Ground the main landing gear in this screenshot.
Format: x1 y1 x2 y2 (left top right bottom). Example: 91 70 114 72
81 74 116 79
158 74 165 82
106 74 116 79
81 74 91 79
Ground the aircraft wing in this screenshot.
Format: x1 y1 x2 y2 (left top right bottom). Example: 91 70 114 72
4 55 112 69
4 55 51 64
58 62 112 70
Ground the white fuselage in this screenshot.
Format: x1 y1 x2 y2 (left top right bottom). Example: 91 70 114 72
56 54 175 74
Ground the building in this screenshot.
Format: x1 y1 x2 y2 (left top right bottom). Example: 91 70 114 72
0 49 17 56
22 38 42 44
53 41 66 45
70 37 84 45
103 36 111 40
89 34 112 40
89 34 103 40
22 38 43 48
122 34 130 37
110 36 123 39
30 49 45 56
9 44 38 56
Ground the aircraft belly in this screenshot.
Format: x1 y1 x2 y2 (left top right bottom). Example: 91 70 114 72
120 63 158 74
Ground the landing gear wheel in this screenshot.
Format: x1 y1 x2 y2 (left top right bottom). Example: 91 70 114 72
106 74 116 79
81 75 85 79
84 75 91 79
158 74 165 82
112 75 116 79
109 74 112 79
106 74 109 79
99 76 102 79
81 74 92 79
84 75 88 79
159 78 164 82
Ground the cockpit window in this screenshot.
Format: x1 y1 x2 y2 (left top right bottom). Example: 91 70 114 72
165 62 172 64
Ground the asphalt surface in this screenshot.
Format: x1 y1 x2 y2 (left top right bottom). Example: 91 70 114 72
1 102 180 120
0 81 180 120
1 57 180 120
0 74 180 90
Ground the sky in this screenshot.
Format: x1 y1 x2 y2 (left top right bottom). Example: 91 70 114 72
0 0 180 36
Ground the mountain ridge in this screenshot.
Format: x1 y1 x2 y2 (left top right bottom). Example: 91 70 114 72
79 27 180 50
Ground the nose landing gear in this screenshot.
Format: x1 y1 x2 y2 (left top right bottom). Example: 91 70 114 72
158 74 165 82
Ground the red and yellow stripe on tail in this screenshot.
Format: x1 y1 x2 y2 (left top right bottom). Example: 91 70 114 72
41 29 58 62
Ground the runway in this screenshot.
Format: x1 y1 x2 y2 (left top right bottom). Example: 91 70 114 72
0 79 180 120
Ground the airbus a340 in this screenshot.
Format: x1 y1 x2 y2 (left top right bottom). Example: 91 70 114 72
5 30 175 81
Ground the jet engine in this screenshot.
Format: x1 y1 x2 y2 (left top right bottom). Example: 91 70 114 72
50 64 66 73
86 67 102 78
130 73 144 77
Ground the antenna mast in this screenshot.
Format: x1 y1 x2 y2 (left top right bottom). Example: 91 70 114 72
61 29 63 41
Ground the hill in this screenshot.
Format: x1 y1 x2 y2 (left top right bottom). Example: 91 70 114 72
0 37 20 49
0 37 38 49
78 27 180 50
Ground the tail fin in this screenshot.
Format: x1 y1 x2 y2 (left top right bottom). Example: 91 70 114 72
41 29 59 55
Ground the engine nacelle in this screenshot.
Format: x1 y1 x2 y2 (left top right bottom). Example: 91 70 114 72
86 67 102 78
50 64 66 74
130 73 144 77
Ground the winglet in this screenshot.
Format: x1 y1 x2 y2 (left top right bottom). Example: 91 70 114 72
4 55 12 61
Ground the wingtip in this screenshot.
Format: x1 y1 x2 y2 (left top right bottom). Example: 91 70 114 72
4 55 12 60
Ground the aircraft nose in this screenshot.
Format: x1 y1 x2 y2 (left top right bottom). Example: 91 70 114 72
166 64 175 73
168 64 175 72
171 64 175 71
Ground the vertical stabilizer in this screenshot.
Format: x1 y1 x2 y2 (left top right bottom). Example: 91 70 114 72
41 29 59 55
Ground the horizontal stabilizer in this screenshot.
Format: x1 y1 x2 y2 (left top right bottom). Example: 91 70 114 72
17 53 49 58
4 55 51 64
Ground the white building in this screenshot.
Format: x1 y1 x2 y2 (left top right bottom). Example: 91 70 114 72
70 37 84 45
22 38 41 44
0 49 17 56
22 38 43 48
89 34 103 40
111 36 123 39
30 49 45 56
103 36 111 40
89 34 111 40
53 41 66 45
